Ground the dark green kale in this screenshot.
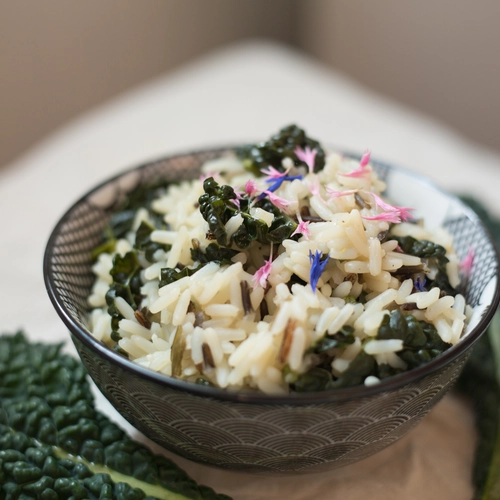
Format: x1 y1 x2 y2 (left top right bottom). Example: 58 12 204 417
190 242 238 266
236 124 326 176
377 310 452 369
391 235 457 296
0 331 231 500
159 266 204 289
105 252 142 343
135 220 170 263
307 325 355 354
198 177 297 249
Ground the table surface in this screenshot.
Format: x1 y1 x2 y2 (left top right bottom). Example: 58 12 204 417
1 40 496 499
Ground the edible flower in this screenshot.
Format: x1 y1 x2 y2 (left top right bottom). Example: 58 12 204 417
414 276 426 292
244 179 258 197
294 145 317 174
326 187 359 200
261 165 289 178
253 246 273 289
362 212 402 224
370 193 414 222
261 191 292 211
309 250 330 292
291 218 310 240
460 248 475 276
231 189 244 209
308 180 326 203
338 150 371 178
264 174 304 194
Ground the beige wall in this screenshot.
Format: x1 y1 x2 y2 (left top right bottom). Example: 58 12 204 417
297 0 500 152
2 1 499 167
0 0 293 167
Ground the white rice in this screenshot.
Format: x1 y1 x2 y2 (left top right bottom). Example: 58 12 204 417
87 149 469 394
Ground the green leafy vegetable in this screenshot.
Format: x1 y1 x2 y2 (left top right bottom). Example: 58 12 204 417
198 177 297 249
377 310 452 369
0 331 231 500
135 220 170 263
392 235 457 296
236 124 325 176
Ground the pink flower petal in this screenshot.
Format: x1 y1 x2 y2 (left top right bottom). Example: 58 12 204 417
263 190 292 211
360 150 371 167
295 146 317 174
362 212 402 223
370 193 414 221
253 258 272 289
326 187 358 200
291 220 310 240
308 181 326 203
460 248 475 276
261 165 289 179
244 179 258 197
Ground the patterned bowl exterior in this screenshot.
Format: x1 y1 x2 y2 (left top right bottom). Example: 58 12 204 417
44 148 500 474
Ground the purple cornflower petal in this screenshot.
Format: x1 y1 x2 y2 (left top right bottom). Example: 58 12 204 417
414 276 426 292
460 248 475 276
245 179 258 197
261 165 289 178
362 212 402 223
253 258 273 289
295 145 317 174
309 250 330 292
291 220 311 240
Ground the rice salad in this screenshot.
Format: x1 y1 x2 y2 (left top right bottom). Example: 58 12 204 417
87 125 471 394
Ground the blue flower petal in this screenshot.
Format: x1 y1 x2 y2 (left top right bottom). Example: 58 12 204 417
309 250 330 292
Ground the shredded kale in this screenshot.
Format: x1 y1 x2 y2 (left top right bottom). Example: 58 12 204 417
135 220 170 263
190 242 238 266
105 252 142 343
198 177 297 249
377 310 452 369
236 124 325 176
307 325 355 354
392 235 457 296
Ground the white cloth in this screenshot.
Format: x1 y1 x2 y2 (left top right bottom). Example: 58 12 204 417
1 40 494 499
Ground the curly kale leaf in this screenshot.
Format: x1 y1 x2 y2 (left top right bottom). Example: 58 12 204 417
198 177 297 249
105 251 142 343
236 124 326 176
391 235 457 296
307 325 356 354
135 220 170 263
377 310 452 369
190 242 238 266
0 331 231 500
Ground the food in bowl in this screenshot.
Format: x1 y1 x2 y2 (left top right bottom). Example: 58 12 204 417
87 125 472 394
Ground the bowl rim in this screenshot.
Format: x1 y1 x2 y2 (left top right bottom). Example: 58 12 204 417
44 145 500 405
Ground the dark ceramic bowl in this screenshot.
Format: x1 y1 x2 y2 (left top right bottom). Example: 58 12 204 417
44 148 500 474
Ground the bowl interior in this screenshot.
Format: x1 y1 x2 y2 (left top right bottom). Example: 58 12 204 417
44 148 500 404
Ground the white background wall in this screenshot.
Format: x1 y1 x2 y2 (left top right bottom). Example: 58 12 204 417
1 0 498 167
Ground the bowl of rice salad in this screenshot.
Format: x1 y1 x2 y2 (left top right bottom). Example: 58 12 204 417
45 125 500 473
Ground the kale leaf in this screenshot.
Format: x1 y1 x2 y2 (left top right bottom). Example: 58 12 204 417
236 124 326 176
198 177 297 249
391 235 457 296
0 331 231 500
377 310 452 369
